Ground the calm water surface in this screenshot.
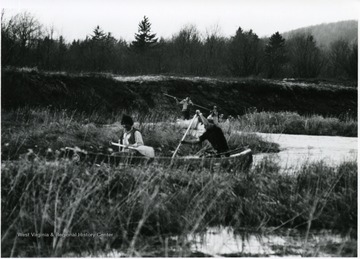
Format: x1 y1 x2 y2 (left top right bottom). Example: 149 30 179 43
253 133 357 172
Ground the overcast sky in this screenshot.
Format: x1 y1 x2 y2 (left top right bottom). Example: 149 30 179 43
1 0 359 42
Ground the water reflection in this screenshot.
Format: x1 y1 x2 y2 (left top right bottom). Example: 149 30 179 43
190 228 278 255
188 227 354 257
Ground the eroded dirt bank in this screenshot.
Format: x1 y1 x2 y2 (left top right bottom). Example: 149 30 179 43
2 69 357 118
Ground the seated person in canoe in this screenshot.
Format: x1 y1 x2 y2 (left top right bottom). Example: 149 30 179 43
114 114 143 153
181 110 230 157
110 114 155 158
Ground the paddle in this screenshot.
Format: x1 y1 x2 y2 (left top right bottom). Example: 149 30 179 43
172 113 198 159
163 93 211 111
111 142 155 158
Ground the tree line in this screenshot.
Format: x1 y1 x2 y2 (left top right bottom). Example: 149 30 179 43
1 12 358 80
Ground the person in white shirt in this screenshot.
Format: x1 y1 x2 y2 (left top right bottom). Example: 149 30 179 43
178 97 194 120
119 115 144 153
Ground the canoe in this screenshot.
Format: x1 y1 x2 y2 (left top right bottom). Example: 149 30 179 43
62 147 253 172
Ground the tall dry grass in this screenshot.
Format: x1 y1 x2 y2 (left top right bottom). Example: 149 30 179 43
1 157 356 257
234 110 357 136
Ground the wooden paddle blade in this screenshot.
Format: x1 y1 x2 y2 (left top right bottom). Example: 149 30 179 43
111 142 124 147
111 142 155 158
134 146 155 158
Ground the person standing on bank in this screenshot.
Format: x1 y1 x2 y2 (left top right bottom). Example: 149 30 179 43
181 110 229 157
178 97 194 120
119 114 144 153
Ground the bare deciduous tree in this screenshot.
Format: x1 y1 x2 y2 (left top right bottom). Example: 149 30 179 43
1 11 43 66
287 34 324 78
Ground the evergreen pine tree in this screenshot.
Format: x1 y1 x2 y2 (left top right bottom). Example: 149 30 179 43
91 25 106 41
88 25 117 71
131 16 158 52
265 32 287 78
228 27 262 77
56 35 67 70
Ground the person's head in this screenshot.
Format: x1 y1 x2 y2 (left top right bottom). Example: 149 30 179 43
185 97 189 101
121 114 133 131
197 111 213 129
213 106 217 110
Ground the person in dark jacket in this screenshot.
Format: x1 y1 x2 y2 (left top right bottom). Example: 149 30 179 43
181 110 229 156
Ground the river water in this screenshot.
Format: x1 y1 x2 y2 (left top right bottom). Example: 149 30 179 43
253 132 358 172
187 133 358 257
188 227 354 257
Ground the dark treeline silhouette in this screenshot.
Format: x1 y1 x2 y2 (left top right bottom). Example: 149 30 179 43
1 11 358 80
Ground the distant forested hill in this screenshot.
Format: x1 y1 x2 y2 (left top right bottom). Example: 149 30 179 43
282 20 358 48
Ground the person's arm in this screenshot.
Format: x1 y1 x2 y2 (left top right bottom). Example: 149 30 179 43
182 129 207 145
181 139 200 145
131 131 144 147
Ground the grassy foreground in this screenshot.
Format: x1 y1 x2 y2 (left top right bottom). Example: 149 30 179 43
1 157 356 257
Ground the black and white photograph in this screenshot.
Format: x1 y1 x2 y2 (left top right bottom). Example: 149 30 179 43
1 0 358 257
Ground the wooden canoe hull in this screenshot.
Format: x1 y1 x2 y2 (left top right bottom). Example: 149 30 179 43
62 148 253 172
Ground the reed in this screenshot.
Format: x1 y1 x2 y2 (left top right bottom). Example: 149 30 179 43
1 157 356 257
234 111 357 137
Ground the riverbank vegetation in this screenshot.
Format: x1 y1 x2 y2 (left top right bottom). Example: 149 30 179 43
3 104 357 163
233 110 357 137
2 106 356 164
1 107 280 161
1 157 356 257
